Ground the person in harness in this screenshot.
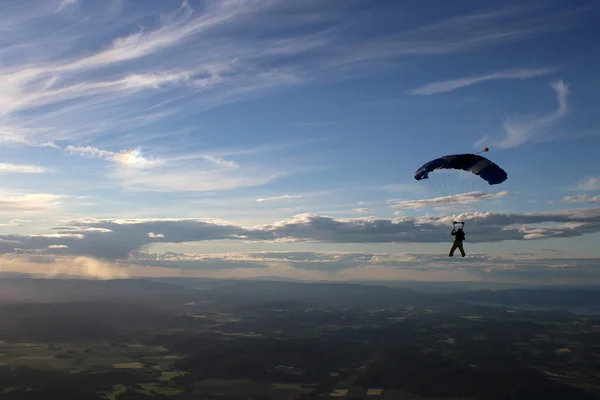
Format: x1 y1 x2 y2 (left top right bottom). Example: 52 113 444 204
449 221 466 257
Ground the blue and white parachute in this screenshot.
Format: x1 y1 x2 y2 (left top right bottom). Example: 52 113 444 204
414 151 507 186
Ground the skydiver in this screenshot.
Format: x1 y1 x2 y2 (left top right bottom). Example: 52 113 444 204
449 223 466 257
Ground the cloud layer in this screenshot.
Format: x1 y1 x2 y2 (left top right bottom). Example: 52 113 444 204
4 250 600 285
1 207 599 260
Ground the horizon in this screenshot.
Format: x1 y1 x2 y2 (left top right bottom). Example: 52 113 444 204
1 0 600 285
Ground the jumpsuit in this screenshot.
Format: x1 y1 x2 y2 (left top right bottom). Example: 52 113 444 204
449 230 466 257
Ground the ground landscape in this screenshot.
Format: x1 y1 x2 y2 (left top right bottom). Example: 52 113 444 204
1 278 600 399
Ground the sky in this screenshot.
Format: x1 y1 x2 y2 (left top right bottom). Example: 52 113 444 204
1 0 600 284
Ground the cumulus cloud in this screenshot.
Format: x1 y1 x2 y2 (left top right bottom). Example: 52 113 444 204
389 191 511 209
407 67 555 95
1 207 599 260
563 194 600 204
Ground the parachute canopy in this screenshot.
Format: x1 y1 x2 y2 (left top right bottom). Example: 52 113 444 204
414 153 507 185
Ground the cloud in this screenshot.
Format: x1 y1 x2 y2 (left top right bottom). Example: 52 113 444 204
0 219 32 227
131 250 418 272
355 208 370 213
569 177 600 191
0 254 132 280
0 163 47 173
2 207 600 260
0 2 581 150
564 194 600 204
65 145 162 169
3 250 600 284
389 191 511 209
114 250 600 284
65 145 114 159
64 144 281 192
256 195 302 203
476 80 569 149
198 155 239 168
110 148 164 169
0 192 65 214
0 130 59 149
111 163 281 192
407 67 555 95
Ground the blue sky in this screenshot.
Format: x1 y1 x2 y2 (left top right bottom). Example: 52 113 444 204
1 0 600 284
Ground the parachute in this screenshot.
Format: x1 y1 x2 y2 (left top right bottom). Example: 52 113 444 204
414 150 507 186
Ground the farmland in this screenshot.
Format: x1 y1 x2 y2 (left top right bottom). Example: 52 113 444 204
1 278 600 399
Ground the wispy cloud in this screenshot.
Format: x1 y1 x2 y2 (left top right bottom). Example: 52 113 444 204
64 142 288 192
65 145 114 159
407 67 556 95
256 195 302 203
389 191 511 209
66 145 163 169
0 192 64 214
0 1 582 149
569 177 600 191
564 194 600 204
476 80 569 149
0 130 59 149
0 219 32 227
0 163 47 174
